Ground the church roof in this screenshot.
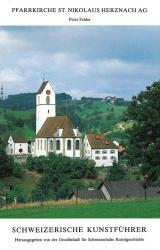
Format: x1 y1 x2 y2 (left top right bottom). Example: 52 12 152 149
36 116 77 138
37 81 49 94
86 133 118 149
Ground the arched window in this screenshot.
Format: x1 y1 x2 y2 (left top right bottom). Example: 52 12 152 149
75 140 80 150
56 140 61 150
50 140 53 151
46 96 50 105
67 140 71 150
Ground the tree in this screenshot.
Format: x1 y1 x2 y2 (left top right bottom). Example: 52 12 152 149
107 161 127 181
30 153 96 200
0 145 14 177
126 81 160 182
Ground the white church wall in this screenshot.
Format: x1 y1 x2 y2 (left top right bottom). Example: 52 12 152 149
35 138 48 156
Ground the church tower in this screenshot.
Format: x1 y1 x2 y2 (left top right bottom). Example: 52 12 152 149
36 81 56 133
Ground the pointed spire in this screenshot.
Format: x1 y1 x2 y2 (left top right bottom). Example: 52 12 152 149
42 73 45 83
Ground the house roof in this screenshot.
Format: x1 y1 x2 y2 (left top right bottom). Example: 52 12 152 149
99 180 160 199
37 81 48 94
36 116 78 138
11 134 26 143
72 190 106 200
86 133 118 149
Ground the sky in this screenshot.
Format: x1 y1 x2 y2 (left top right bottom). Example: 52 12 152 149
0 26 160 100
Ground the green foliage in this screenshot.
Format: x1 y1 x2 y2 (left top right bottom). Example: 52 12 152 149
30 153 97 200
12 163 24 178
26 155 47 173
6 185 30 203
0 145 14 177
108 161 127 181
126 81 160 181
0 197 5 208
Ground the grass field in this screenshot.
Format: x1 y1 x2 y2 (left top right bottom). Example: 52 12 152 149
0 199 160 218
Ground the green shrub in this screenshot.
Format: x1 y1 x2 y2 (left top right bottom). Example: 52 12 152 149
13 163 23 178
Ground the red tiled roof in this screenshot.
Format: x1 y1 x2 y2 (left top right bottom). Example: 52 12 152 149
86 133 118 149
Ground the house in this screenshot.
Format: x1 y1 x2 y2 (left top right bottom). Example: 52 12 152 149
83 133 119 167
98 180 160 200
6 134 34 156
35 81 82 157
105 96 117 104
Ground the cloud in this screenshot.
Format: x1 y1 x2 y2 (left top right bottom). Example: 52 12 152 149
0 30 26 54
0 68 28 94
1 26 160 99
50 52 91 76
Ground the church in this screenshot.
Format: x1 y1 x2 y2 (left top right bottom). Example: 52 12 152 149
6 80 119 166
35 81 82 157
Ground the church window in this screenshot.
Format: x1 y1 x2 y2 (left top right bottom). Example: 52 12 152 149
50 140 53 151
75 140 80 150
41 140 43 150
56 140 61 150
48 110 49 113
46 96 50 105
67 140 71 150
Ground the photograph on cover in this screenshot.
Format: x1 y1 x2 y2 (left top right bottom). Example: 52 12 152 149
0 26 160 218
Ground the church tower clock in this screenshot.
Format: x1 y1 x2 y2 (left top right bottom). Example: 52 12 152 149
36 81 56 133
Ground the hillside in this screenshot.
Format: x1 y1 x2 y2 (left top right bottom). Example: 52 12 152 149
0 93 128 143
2 92 72 111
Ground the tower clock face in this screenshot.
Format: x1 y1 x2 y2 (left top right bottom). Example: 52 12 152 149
46 90 51 95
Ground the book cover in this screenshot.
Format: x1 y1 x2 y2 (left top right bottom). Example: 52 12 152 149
0 1 159 249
